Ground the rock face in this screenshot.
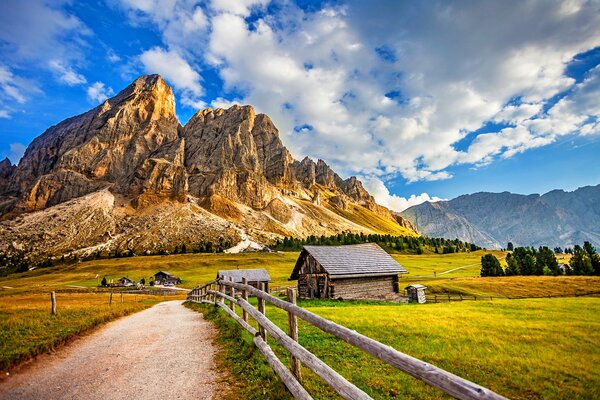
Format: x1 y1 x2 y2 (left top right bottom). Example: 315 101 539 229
400 186 600 249
0 75 416 257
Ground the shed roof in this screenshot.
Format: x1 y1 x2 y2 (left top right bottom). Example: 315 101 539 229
290 243 407 279
154 271 178 278
405 284 427 289
217 269 271 283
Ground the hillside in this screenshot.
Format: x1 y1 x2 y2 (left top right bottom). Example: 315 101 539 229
400 185 600 249
0 75 416 258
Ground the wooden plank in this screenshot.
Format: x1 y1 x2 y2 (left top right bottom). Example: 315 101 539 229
253 335 313 400
242 277 249 323
287 287 301 381
258 282 267 340
237 298 372 400
221 280 507 400
229 277 236 313
50 291 57 315
215 301 311 400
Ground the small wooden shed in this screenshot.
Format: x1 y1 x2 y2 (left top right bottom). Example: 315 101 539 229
405 284 427 303
289 243 408 299
153 271 181 285
217 269 271 292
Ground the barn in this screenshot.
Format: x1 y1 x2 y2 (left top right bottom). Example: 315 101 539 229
289 243 408 299
153 271 181 285
217 269 271 292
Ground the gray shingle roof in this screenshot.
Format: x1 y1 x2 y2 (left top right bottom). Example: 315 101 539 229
290 243 407 279
217 269 271 283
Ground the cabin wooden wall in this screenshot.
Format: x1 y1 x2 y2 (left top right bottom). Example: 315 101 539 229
331 276 397 299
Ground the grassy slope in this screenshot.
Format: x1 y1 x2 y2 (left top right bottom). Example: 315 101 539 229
0 292 160 370
0 252 300 292
193 297 600 400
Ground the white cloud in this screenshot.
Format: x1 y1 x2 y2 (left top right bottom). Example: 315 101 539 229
87 82 115 104
113 0 600 185
0 64 41 117
0 0 91 85
49 59 87 86
0 110 9 119
139 47 204 107
362 177 445 212
210 0 270 17
8 142 26 165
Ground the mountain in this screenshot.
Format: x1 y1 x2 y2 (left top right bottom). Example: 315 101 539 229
400 185 600 249
0 75 416 258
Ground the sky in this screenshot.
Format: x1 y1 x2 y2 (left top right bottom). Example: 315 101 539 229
0 0 599 211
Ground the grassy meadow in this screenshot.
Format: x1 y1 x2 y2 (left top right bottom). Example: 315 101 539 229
190 296 600 400
0 291 161 370
2 249 599 399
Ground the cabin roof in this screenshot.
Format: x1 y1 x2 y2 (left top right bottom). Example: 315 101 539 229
289 243 407 279
217 268 271 283
154 271 178 278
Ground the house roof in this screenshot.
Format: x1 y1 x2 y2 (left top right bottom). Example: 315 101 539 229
217 269 271 283
289 243 407 279
154 271 178 278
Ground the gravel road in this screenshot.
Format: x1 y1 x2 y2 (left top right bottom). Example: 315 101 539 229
0 301 224 400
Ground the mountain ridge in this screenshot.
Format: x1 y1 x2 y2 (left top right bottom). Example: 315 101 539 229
0 75 416 258
400 184 600 249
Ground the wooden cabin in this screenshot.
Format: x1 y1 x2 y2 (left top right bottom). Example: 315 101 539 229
217 269 271 292
118 277 134 287
289 243 408 299
153 271 181 285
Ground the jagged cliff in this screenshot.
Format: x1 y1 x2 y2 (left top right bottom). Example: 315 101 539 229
0 75 416 257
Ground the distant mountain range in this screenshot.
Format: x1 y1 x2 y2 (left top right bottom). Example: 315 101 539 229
400 185 600 249
0 75 416 258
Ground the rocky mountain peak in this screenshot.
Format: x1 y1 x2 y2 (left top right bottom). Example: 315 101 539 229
0 75 417 257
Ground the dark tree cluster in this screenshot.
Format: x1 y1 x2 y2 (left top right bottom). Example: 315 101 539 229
272 232 480 254
503 246 561 276
481 253 504 277
567 242 600 276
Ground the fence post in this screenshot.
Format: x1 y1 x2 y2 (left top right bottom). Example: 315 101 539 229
258 282 267 340
459 294 463 301
242 277 249 323
229 277 236 313
121 292 124 304
287 287 301 381
434 295 437 303
448 294 451 302
50 291 57 315
109 292 113 306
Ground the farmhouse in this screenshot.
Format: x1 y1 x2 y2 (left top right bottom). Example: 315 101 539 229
153 271 181 285
217 269 271 291
118 277 134 287
289 243 408 299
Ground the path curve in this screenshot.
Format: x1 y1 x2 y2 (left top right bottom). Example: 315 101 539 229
0 301 223 400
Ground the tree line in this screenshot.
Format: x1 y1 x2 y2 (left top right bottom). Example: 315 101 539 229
272 232 481 254
481 241 600 277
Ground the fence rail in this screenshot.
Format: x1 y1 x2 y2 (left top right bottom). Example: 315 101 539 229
187 279 507 400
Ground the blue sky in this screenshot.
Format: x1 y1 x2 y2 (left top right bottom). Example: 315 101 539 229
1 0 599 210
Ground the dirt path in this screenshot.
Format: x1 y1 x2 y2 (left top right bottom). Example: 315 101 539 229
0 301 223 400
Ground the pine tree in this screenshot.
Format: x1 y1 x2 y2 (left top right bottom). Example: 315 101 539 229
481 254 502 277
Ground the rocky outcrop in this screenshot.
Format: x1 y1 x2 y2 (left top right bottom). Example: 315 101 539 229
10 74 179 211
0 75 417 257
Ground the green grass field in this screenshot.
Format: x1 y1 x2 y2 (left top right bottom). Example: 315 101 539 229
0 291 160 370
190 296 600 400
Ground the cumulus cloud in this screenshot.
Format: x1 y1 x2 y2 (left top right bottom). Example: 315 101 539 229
113 0 600 195
49 59 87 86
0 64 41 117
87 82 115 104
139 47 204 108
362 177 445 212
0 0 90 85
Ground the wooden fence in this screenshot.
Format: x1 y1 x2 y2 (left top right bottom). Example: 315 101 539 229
188 279 507 400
